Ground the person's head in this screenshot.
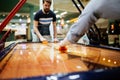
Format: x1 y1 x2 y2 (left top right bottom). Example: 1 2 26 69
43 0 51 13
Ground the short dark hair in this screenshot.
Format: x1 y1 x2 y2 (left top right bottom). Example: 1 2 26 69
43 0 51 5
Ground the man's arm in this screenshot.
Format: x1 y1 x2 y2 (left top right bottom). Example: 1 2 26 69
60 0 120 46
66 0 120 43
33 20 46 41
60 0 99 46
53 21 59 42
53 21 57 39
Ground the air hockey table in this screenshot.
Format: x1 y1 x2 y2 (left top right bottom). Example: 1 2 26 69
0 42 120 80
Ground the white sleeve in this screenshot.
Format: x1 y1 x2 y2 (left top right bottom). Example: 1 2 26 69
66 0 98 43
66 0 120 43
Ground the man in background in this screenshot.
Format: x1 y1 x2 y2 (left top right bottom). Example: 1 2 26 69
34 0 58 42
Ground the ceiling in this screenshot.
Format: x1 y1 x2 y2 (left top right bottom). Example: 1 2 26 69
27 0 89 12
25 0 87 12
0 0 89 14
0 0 108 29
0 0 89 22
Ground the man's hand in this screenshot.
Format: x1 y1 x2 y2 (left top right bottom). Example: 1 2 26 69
58 38 71 53
40 37 47 41
40 37 48 44
54 38 59 43
59 38 71 46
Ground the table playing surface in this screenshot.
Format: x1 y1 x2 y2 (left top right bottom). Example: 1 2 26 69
0 42 120 79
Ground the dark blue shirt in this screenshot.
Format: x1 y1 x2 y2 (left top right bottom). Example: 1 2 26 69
34 10 56 35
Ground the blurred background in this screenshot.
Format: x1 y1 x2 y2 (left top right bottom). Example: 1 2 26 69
0 0 120 48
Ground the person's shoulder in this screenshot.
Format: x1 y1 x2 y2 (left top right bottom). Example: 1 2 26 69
49 10 55 15
36 10 43 15
36 10 43 14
